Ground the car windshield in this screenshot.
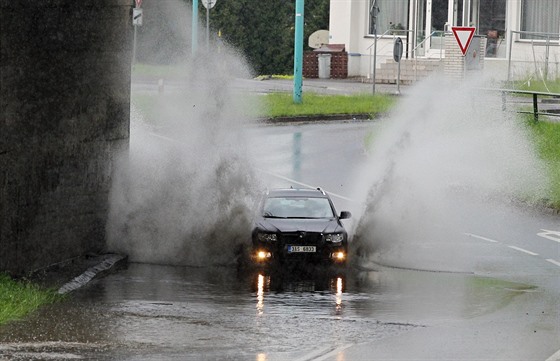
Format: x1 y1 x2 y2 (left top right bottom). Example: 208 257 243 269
262 197 335 219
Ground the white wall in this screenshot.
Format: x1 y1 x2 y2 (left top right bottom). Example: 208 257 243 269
329 0 560 81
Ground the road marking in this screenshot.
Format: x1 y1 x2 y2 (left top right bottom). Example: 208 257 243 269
258 168 356 202
467 232 544 259
293 344 354 361
546 259 560 268
145 131 356 203
464 233 499 243
507 245 539 256
537 229 560 243
545 348 560 361
147 131 180 144
312 344 354 361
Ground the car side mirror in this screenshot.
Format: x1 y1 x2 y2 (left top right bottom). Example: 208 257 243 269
339 211 351 219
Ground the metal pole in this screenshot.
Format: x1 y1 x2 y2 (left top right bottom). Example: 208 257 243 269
192 0 199 55
206 3 210 49
545 35 550 80
507 30 513 84
533 93 539 122
373 29 378 94
293 0 304 104
371 0 378 95
397 59 401 94
132 25 137 69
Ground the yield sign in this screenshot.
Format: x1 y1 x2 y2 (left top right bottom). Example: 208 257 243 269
451 27 476 56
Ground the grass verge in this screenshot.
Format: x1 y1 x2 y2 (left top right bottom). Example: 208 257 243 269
131 92 394 122
0 274 61 325
263 92 395 119
513 79 560 93
132 63 187 78
525 117 560 209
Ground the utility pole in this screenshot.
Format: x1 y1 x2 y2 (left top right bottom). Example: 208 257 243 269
293 0 304 104
370 0 379 94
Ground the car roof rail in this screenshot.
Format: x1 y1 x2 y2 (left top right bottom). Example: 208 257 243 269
316 187 326 195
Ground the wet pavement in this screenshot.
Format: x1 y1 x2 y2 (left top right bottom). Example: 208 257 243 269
2 121 559 361
1 262 547 361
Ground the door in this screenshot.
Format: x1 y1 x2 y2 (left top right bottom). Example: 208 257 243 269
427 0 448 51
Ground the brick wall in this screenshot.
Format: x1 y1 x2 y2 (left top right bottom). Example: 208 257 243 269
444 34 486 80
0 0 133 274
303 51 348 79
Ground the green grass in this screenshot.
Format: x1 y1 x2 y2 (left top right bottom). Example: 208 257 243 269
464 276 537 318
132 63 187 78
263 92 395 119
512 79 560 93
254 74 295 80
526 118 560 208
131 92 394 121
0 274 61 325
509 78 560 209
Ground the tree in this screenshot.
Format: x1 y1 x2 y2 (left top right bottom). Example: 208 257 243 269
210 0 329 75
134 0 330 74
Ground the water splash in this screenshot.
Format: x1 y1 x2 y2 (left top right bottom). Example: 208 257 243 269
107 1 260 266
352 76 549 268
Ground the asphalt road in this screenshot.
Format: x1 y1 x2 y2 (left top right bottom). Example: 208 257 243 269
1 121 558 361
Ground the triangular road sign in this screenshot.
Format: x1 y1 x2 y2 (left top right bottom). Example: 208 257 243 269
451 27 476 56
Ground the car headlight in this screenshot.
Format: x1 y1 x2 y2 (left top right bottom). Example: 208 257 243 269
257 233 277 242
325 233 344 243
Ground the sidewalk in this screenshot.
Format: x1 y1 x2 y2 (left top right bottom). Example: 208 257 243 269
132 74 409 96
235 77 408 95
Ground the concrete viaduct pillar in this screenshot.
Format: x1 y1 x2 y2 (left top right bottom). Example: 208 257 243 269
0 1 133 274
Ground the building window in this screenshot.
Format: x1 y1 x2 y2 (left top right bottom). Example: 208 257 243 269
521 0 560 40
369 0 408 36
476 0 506 57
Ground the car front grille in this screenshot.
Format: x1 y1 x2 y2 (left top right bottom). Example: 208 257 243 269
280 232 322 245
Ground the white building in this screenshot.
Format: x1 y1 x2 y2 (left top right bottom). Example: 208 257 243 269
329 0 560 82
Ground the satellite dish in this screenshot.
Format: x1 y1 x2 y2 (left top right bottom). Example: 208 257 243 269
308 30 329 49
201 0 217 9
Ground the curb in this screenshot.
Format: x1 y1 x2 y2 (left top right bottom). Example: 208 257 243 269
265 114 371 123
260 113 377 124
57 254 128 294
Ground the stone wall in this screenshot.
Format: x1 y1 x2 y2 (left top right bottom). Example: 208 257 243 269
0 0 133 274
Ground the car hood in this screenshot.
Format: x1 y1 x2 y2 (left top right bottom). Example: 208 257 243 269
255 218 344 234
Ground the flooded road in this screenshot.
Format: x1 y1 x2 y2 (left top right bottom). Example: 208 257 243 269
1 262 548 361
1 121 558 360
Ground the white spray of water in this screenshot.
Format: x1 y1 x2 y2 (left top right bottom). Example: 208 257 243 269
107 1 261 266
352 76 549 269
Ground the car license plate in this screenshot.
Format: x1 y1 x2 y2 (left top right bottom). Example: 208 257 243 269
288 245 316 253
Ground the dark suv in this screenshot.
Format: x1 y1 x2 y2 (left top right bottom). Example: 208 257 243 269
251 188 351 266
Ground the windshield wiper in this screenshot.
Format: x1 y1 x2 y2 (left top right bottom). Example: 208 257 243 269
263 212 286 218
